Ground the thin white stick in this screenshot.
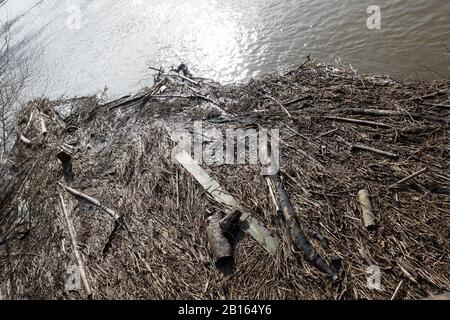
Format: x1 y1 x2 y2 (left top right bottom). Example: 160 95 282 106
59 192 92 297
391 280 403 300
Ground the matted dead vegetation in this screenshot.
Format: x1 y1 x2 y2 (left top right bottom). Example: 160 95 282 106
0 61 449 300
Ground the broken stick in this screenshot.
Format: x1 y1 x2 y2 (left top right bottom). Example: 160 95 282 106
58 183 136 242
388 167 428 189
324 116 394 129
266 174 337 279
351 144 399 159
19 135 32 145
59 192 92 298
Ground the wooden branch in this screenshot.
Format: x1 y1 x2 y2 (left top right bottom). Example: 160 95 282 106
264 95 291 118
39 116 48 140
282 95 312 107
421 102 450 110
266 174 337 279
324 116 394 129
58 192 92 298
19 134 32 145
358 189 376 229
391 280 403 300
342 108 420 118
351 144 399 159
58 183 136 242
318 128 338 138
23 109 35 134
388 167 428 189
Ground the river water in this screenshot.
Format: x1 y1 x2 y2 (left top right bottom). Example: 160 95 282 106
1 0 449 99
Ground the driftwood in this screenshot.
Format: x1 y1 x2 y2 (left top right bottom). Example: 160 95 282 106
264 95 291 118
342 108 420 118
282 95 312 107
358 189 376 229
388 167 428 189
266 175 337 279
19 135 32 145
58 192 92 298
219 210 242 233
39 116 48 140
350 144 399 159
390 280 404 300
57 147 74 182
58 183 136 242
206 213 233 272
324 116 394 129
169 131 279 254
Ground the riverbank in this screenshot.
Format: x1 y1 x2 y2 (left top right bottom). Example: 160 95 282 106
0 62 449 299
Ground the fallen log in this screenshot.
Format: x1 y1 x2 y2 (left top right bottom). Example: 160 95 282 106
358 189 376 229
59 192 92 298
350 144 399 159
266 174 337 279
324 116 394 129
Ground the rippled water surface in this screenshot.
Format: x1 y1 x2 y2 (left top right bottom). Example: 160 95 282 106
1 0 449 98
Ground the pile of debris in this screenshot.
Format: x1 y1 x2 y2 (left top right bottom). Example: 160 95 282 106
0 61 449 299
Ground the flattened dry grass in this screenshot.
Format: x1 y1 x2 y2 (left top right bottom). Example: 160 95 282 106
0 62 448 299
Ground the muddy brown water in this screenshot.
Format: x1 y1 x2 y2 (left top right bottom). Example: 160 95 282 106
1 0 449 99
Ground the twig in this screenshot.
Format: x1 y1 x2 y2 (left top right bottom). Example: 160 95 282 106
264 95 291 118
324 116 394 129
318 128 338 138
19 134 32 145
58 192 92 298
421 102 450 110
284 54 311 76
342 108 420 118
351 144 399 159
282 95 312 107
388 167 428 189
58 183 136 242
391 280 403 300
39 115 47 141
